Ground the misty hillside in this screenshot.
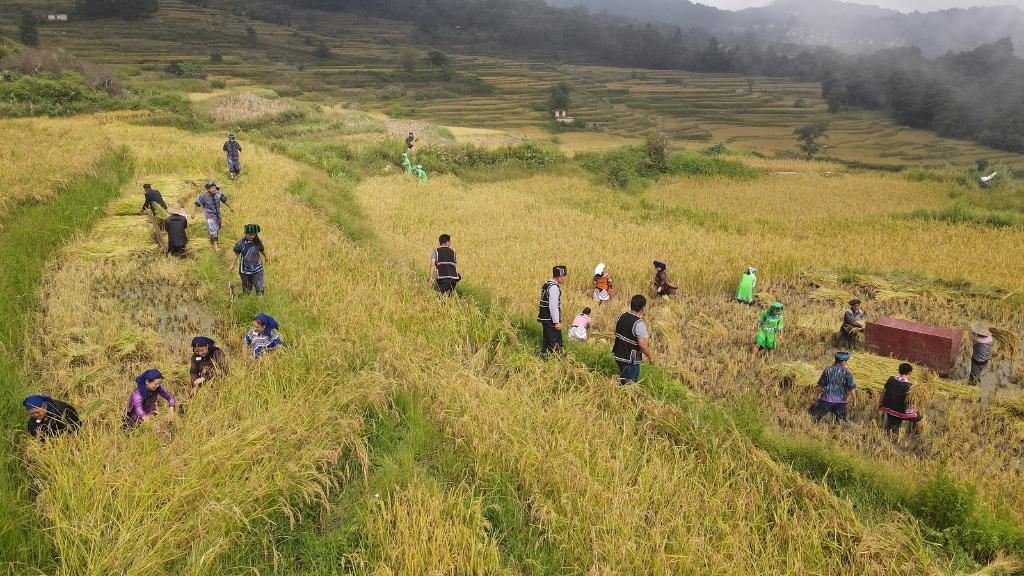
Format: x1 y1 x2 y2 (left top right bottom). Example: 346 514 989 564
548 0 1024 55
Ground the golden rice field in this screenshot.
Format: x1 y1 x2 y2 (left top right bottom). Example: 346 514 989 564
7 114 1011 574
353 166 1024 529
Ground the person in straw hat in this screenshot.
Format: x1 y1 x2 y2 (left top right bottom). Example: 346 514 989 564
968 322 994 385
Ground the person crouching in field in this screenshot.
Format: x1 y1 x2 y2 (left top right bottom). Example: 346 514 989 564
192 181 232 252
190 336 228 388
652 261 677 297
23 395 80 440
429 234 460 296
751 301 784 358
879 363 923 438
232 224 268 295
612 295 656 385
165 208 189 258
809 351 857 423
592 263 614 304
568 307 592 342
224 133 242 179
245 313 282 358
735 266 756 305
124 369 176 431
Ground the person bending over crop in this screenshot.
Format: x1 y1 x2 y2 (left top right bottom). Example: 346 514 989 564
140 183 168 214
735 266 756 305
751 301 784 358
192 181 232 252
592 263 614 303
245 313 282 358
232 224 268 295
612 295 656 385
124 369 176 430
164 208 189 258
651 261 677 297
429 233 460 296
224 133 243 179
968 322 994 385
568 307 593 342
836 299 866 349
809 351 857 423
879 363 923 437
190 336 228 387
537 266 567 354
23 395 80 440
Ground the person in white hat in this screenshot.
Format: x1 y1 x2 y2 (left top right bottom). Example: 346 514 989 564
969 322 994 384
591 263 614 304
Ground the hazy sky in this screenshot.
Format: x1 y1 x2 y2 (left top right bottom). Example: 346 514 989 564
702 0 1024 10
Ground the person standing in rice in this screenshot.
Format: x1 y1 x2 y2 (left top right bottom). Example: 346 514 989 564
836 299 866 349
245 313 283 358
537 266 567 355
751 301 785 358
968 322 994 385
651 260 678 297
879 363 924 437
189 336 228 387
232 224 268 295
192 181 232 252
406 132 416 151
124 369 176 430
429 233 460 296
592 263 614 304
612 295 656 385
735 266 757 305
224 133 243 180
22 395 80 440
164 208 189 258
809 351 857 423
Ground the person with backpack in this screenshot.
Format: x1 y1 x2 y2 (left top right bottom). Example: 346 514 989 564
232 224 268 295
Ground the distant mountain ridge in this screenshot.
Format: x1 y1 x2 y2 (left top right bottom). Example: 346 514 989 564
546 0 1024 55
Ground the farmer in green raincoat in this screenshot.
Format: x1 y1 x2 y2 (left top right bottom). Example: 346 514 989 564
735 266 756 305
751 301 784 358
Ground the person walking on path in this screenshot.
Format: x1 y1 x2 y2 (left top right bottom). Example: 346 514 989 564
837 299 866 349
969 322 994 384
224 133 243 179
537 266 567 355
23 395 80 440
232 224 268 295
245 313 283 358
568 307 593 342
124 369 176 430
405 132 416 151
735 266 756 305
189 336 228 387
165 209 189 258
140 183 168 214
592 263 614 304
751 301 785 358
651 260 678 297
612 295 656 385
879 363 924 437
809 351 857 423
192 182 232 252
429 234 460 296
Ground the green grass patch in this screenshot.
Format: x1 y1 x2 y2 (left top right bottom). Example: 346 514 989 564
0 147 134 574
906 203 1024 229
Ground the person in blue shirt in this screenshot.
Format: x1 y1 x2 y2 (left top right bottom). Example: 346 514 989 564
809 351 858 423
191 181 233 252
232 224 268 295
244 313 283 358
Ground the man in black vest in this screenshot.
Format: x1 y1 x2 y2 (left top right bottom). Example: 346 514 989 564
537 265 567 354
430 233 461 296
612 295 656 384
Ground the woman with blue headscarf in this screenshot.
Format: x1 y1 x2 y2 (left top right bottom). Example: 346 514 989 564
189 336 228 387
244 313 282 358
23 395 80 440
124 369 176 430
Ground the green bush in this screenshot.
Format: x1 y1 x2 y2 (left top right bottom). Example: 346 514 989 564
666 153 760 179
907 203 1024 228
912 469 976 531
0 73 118 116
416 142 563 175
166 60 208 79
579 145 759 189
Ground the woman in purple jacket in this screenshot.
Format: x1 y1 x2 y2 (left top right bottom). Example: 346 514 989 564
124 369 176 430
